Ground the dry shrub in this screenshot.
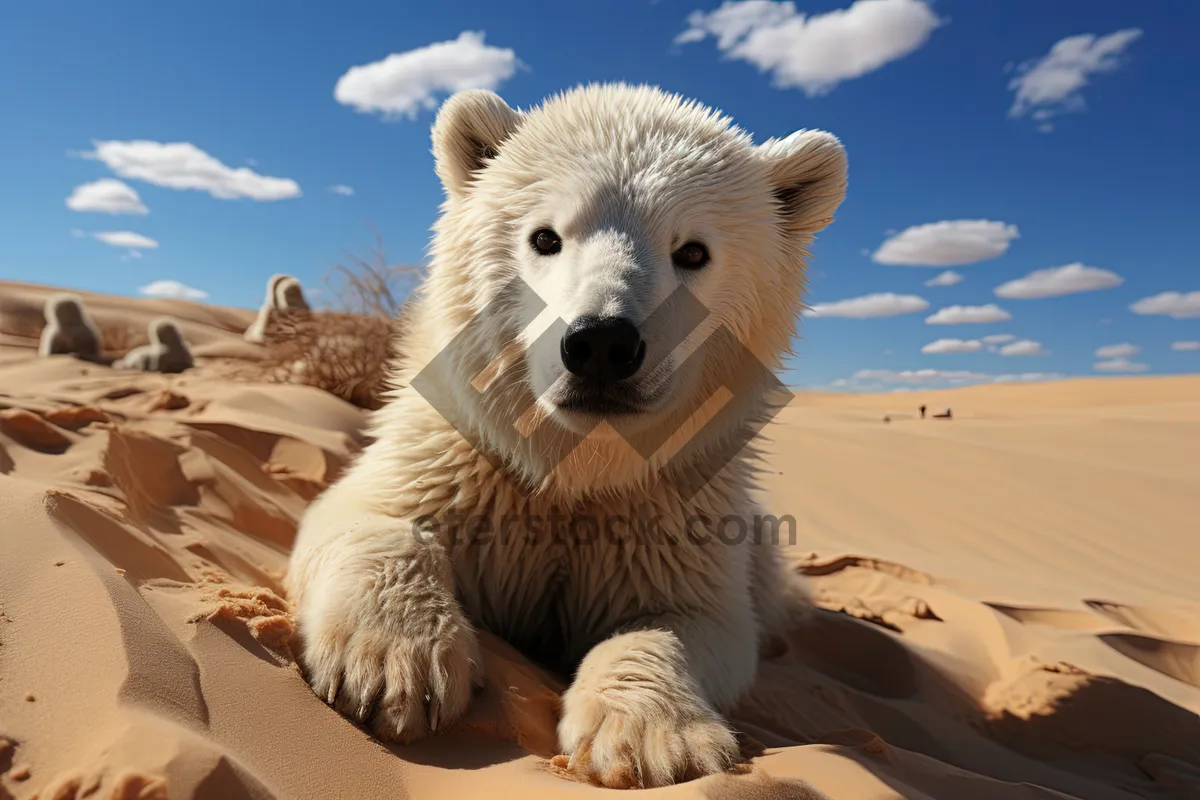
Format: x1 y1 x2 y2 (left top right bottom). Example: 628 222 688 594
259 309 399 410
322 225 422 319
244 227 418 410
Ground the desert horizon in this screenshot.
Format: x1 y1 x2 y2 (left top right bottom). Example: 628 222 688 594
2 280 1198 799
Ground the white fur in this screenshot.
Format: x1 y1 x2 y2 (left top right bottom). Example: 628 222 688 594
287 83 846 788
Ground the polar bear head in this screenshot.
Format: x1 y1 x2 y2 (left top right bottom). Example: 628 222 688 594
410 83 846 496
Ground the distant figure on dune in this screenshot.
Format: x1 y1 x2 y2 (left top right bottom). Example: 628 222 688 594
116 317 193 373
919 404 927 419
244 274 310 343
933 407 952 419
276 276 309 312
38 293 102 363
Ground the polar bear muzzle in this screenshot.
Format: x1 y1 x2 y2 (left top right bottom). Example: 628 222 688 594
560 315 647 387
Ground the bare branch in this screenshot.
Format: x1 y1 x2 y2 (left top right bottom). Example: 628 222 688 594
323 224 422 318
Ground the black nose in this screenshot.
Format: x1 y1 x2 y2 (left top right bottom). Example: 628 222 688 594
560 316 646 382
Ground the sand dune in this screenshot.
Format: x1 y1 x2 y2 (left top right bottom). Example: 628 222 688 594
2 284 1198 799
0 281 260 364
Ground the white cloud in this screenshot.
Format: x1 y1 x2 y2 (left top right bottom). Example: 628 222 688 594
83 140 301 201
329 184 355 196
93 231 158 250
1130 291 1200 320
983 333 1016 352
922 338 981 354
831 367 1061 392
1171 341 1200 352
1008 29 1142 122
925 270 963 287
993 372 1060 383
849 369 1008 388
69 228 87 238
926 304 1012 325
1094 343 1138 359
675 0 942 96
855 368 990 385
65 179 148 215
805 292 929 318
994 263 1123 299
1094 357 1149 373
872 220 1019 267
139 280 208 301
999 339 1047 356
334 31 520 120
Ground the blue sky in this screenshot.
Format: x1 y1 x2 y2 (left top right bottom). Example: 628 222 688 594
2 0 1197 391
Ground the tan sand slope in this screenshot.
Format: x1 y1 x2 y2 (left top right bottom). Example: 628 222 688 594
2 286 1199 799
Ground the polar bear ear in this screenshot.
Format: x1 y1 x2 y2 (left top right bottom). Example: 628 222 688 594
758 130 848 237
432 90 525 199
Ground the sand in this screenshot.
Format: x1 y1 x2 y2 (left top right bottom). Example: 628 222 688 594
2 281 1198 799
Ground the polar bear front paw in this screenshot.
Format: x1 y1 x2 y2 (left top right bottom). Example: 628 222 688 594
297 564 482 743
557 630 739 788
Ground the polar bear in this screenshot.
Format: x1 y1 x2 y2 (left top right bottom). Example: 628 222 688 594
287 83 847 788
115 317 193 373
244 274 309 343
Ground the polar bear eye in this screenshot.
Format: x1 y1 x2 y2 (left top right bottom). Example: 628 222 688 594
672 242 710 270
531 229 563 256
